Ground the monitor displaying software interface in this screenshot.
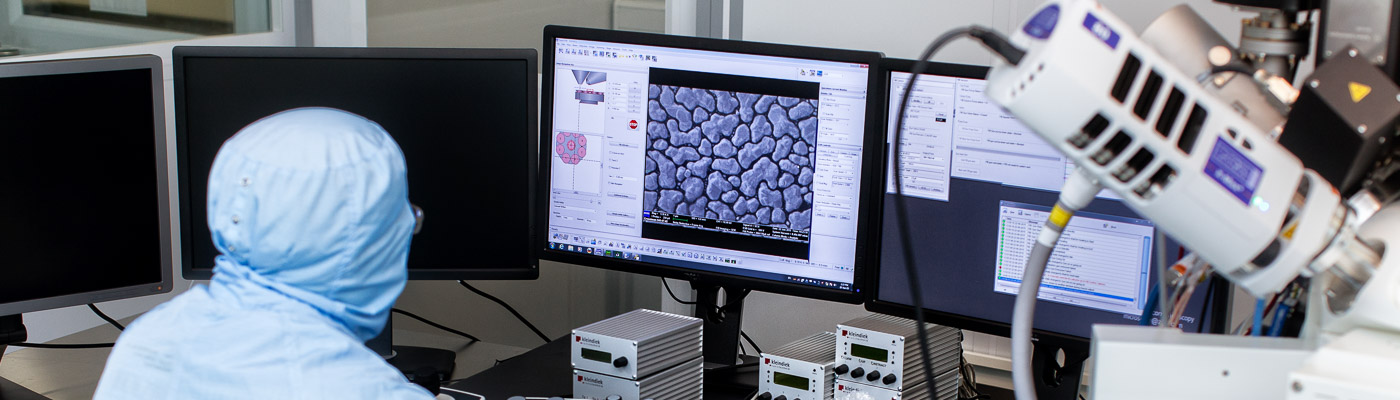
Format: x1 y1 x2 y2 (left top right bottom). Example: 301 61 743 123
544 38 873 292
877 67 1212 339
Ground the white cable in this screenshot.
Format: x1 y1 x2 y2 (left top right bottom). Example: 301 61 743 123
1011 168 1100 400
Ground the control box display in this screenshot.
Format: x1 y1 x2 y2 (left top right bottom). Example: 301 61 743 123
758 332 837 400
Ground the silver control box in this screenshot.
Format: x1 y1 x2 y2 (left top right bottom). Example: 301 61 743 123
573 356 703 400
571 309 702 379
757 332 838 400
834 369 959 400
835 379 930 400
834 314 962 391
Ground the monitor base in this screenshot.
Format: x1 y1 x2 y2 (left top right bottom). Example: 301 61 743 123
0 377 48 400
387 345 454 395
1 315 25 347
367 318 455 395
1032 341 1088 400
1 316 48 400
691 283 749 366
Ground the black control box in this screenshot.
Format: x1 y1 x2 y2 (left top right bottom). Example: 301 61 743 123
1280 46 1400 194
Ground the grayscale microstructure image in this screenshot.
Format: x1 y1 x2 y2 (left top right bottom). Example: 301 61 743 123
643 85 819 231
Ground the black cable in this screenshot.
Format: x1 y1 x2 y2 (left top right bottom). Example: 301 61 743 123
739 330 762 355
6 305 126 349
894 26 1013 400
9 342 114 349
666 278 763 357
960 354 988 400
458 280 550 344
391 308 481 343
1197 64 1256 83
88 303 125 331
718 288 751 318
1196 274 1216 333
661 278 698 305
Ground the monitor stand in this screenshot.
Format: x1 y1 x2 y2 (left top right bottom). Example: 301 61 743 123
1 315 49 400
1031 341 1088 400
690 283 758 369
365 318 454 395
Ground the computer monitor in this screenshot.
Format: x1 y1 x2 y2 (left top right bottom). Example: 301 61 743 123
173 46 539 281
866 59 1229 396
538 25 886 365
0 55 172 395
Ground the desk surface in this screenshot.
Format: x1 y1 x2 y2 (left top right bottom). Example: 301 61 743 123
0 322 526 400
442 336 1016 400
3 322 1017 400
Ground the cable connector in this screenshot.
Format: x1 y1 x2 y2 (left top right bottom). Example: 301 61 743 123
970 26 1026 66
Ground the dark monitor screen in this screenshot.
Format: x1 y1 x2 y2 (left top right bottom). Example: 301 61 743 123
868 59 1224 344
537 26 886 303
0 55 172 316
174 47 539 280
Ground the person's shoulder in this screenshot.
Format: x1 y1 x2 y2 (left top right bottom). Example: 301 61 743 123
289 331 434 399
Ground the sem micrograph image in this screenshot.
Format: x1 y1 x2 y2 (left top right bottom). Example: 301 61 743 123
643 85 819 231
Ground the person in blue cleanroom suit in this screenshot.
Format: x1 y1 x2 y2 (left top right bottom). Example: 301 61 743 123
93 107 433 399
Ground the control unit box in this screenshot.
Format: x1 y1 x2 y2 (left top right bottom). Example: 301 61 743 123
834 380 930 400
833 369 960 400
573 356 703 400
757 332 838 400
571 309 702 379
834 314 962 391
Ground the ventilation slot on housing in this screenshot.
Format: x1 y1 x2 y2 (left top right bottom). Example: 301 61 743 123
1093 130 1134 166
1111 53 1142 104
1071 113 1111 149
1154 87 1185 137
1176 104 1208 155
1134 164 1178 199
1132 70 1164 120
1114 148 1155 182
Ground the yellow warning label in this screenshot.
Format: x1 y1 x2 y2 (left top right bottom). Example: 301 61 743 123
1350 82 1372 103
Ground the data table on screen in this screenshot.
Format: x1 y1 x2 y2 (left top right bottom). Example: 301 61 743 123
992 201 1153 315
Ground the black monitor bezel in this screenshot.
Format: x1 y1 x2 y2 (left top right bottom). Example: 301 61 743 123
864 57 1231 349
172 46 540 281
537 25 886 304
0 55 173 316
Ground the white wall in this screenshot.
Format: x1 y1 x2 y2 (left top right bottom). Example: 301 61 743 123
743 0 1252 62
367 0 614 51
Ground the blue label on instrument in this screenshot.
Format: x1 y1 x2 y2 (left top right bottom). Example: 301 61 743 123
1082 13 1119 49
1023 5 1059 39
1204 137 1263 205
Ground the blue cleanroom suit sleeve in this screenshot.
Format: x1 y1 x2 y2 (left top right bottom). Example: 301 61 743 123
94 108 432 399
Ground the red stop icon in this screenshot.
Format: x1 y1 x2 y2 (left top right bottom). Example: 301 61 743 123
629 120 639 129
